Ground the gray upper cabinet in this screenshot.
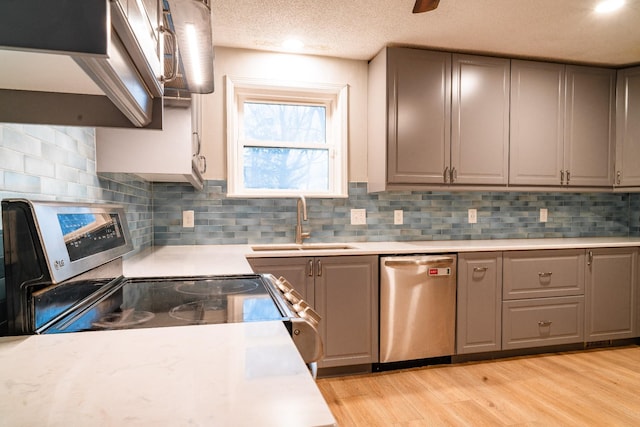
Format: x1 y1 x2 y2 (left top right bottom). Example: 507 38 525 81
564 66 615 187
368 47 510 191
615 66 640 187
452 54 510 185
371 47 452 188
585 248 637 341
510 60 615 187
509 60 565 186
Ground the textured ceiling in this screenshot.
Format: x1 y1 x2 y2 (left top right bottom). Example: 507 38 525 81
212 0 640 66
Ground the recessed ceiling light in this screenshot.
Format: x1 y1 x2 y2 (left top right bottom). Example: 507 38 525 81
282 38 305 52
595 0 625 13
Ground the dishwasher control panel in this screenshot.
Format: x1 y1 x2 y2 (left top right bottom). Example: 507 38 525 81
428 267 452 276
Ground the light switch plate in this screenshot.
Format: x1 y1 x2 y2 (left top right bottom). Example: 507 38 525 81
350 209 366 225
468 209 477 224
394 210 403 225
183 210 195 228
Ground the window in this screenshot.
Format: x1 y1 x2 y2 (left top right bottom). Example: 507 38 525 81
226 76 348 197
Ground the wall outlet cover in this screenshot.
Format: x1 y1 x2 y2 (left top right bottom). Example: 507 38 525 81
540 208 548 222
468 208 477 224
394 210 403 225
183 210 195 228
350 208 366 225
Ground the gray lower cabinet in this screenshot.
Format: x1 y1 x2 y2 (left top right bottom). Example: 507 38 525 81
585 248 638 341
502 296 585 350
248 255 379 368
503 249 585 300
456 252 503 354
502 249 586 350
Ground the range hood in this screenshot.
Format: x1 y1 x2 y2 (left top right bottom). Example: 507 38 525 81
0 0 214 129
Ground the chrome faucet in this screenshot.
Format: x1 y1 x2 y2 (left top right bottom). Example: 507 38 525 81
295 195 311 245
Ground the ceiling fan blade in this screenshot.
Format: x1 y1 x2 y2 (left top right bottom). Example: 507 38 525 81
413 0 440 13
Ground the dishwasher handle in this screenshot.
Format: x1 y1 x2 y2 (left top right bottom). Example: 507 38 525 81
383 257 455 268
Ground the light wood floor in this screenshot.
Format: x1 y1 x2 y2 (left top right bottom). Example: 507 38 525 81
317 345 640 426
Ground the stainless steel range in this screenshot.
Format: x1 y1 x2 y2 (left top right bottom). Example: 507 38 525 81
1 200 322 373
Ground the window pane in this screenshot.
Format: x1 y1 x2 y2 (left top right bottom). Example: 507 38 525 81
244 102 326 144
243 147 329 191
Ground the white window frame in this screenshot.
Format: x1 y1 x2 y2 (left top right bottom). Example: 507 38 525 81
226 76 348 198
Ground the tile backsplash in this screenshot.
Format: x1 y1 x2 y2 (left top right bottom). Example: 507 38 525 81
153 181 636 245
2 120 640 332
0 123 152 328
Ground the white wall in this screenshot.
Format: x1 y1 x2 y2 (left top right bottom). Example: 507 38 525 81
201 47 369 182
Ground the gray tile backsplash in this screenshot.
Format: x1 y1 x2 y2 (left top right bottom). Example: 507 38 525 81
153 181 635 245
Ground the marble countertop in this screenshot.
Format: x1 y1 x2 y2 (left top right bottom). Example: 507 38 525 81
123 237 640 278
0 322 336 427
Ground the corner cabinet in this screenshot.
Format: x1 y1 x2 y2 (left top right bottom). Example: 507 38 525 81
585 248 638 341
510 60 615 187
615 66 640 187
248 255 379 369
456 252 503 354
368 47 510 191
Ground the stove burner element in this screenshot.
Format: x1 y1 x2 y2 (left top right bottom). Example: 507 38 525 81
169 299 227 324
174 279 259 296
93 309 155 329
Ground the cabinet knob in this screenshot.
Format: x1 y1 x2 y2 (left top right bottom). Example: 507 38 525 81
473 266 488 273
538 272 553 278
560 170 565 185
538 320 552 327
443 166 450 183
308 259 314 277
616 171 622 185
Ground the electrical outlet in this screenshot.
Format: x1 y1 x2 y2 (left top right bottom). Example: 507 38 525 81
540 208 548 222
394 210 403 225
350 209 366 225
468 209 477 224
183 210 195 228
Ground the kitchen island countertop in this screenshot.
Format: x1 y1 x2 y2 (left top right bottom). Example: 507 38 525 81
0 321 336 427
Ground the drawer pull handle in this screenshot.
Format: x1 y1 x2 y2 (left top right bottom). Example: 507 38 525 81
538 272 553 278
538 320 552 327
473 267 488 272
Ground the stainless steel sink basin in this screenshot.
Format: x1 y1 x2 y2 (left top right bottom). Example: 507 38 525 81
251 243 354 252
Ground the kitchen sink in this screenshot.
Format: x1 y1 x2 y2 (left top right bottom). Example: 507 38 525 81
251 243 355 252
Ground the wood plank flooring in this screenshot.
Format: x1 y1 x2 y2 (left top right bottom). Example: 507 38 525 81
317 345 640 426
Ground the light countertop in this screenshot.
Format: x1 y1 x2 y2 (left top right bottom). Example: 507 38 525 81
0 322 336 427
123 237 640 278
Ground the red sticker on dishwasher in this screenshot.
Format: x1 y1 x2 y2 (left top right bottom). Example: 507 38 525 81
429 268 451 276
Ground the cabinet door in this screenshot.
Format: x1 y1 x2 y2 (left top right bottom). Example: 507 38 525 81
452 55 510 185
564 66 615 187
509 60 565 185
457 253 502 354
615 67 640 187
387 48 451 184
585 248 637 341
314 256 378 368
247 257 315 306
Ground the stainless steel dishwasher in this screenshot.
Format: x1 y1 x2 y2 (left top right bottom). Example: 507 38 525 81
380 255 457 363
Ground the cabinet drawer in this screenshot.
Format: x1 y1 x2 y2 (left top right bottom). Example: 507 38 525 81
502 296 584 350
503 249 585 299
